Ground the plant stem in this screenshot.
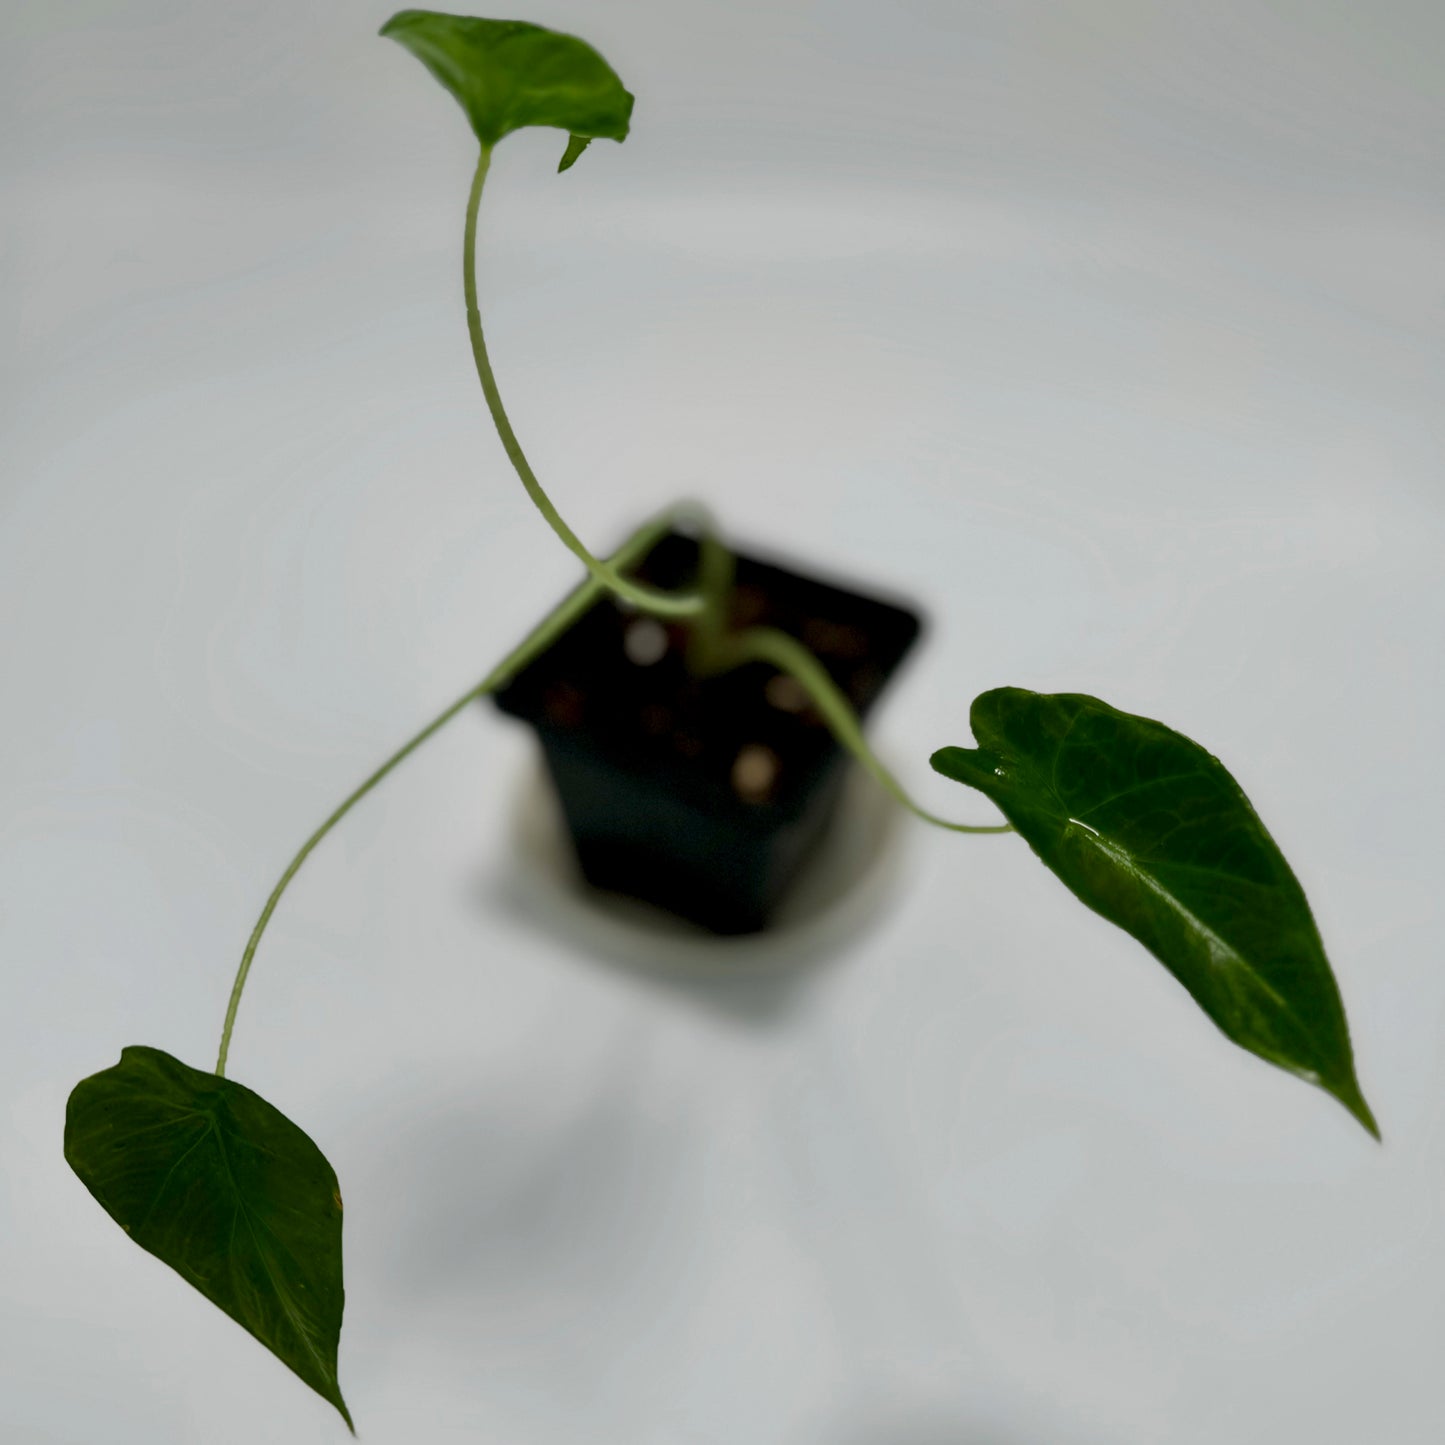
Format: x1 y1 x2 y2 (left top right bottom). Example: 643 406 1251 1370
463 146 703 620
458 153 1003 833
711 625 1013 835
215 685 482 1076
214 508 686 1076
216 132 1007 1072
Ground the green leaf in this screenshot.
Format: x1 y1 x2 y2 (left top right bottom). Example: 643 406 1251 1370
931 689 1377 1138
65 1047 352 1430
380 9 634 165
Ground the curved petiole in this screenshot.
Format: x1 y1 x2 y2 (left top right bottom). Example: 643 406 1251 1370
705 624 1014 835
463 146 705 620
215 505 694 1075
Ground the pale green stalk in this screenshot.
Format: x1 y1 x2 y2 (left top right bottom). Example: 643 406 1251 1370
217 146 1008 1074
460 144 1001 831
709 626 1012 835
215 509 681 1075
463 147 703 619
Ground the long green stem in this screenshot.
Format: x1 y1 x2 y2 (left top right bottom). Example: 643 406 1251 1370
711 625 1013 835
217 143 1008 1073
214 508 685 1076
215 685 483 1076
459 151 1003 834
463 146 703 619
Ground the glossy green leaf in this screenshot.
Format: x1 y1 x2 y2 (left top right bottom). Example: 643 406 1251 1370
380 9 634 167
65 1047 352 1429
931 689 1377 1137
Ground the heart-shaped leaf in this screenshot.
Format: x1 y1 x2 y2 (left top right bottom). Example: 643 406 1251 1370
931 689 1377 1137
65 1047 352 1429
380 10 634 168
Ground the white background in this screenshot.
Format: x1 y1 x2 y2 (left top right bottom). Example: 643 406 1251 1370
4 2 1443 1442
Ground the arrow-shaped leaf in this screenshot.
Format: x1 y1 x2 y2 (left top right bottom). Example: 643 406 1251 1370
380 10 634 168
65 1047 353 1429
931 688 1377 1137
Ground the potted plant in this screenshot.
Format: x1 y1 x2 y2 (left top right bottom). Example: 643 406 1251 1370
61 11 1378 1433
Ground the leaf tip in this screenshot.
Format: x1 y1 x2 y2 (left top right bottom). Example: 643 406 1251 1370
928 745 968 778
377 9 408 41
929 744 1000 790
558 133 591 172
1334 1076 1382 1142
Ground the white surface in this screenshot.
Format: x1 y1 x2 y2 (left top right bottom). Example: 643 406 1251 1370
4 2 1443 1442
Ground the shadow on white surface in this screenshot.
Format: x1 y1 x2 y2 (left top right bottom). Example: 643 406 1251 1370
367 1026 672 1313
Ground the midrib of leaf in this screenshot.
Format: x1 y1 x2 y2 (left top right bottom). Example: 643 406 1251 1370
1021 744 1298 1021
1071 823 1290 1014
211 1127 336 1393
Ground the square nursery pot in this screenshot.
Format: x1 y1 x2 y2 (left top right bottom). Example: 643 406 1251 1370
493 532 921 934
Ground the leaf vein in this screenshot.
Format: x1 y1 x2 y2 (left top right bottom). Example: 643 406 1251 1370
212 1127 334 1388
1071 769 1211 823
1081 831 1289 1013
133 1118 215 1235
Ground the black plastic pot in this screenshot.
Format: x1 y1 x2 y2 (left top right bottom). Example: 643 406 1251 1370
493 532 921 934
